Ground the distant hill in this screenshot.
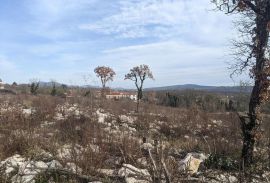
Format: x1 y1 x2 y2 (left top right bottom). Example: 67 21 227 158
16 82 252 93
145 84 253 93
38 81 63 87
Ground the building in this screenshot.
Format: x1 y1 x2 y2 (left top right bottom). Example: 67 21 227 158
106 91 137 101
0 79 4 90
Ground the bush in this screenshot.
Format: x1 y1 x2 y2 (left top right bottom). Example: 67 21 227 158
204 153 238 170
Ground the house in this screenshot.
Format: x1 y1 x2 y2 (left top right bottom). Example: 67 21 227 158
0 79 4 90
106 91 137 101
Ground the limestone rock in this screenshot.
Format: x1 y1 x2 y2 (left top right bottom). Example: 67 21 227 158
118 164 151 183
179 153 208 174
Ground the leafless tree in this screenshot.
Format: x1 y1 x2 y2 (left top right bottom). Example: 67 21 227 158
94 66 116 96
125 64 154 112
212 0 270 167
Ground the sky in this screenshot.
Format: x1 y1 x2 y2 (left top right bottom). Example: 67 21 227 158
0 0 249 88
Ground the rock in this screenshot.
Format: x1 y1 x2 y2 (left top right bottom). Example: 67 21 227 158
65 162 82 174
40 121 55 128
125 177 150 183
208 174 238 183
136 157 148 167
262 171 270 179
89 144 100 153
30 149 53 162
57 144 82 160
118 164 151 183
11 160 48 183
0 154 25 175
47 160 63 169
119 115 135 124
212 120 222 126
179 153 208 174
22 108 34 117
0 154 65 183
54 112 65 120
97 169 117 177
140 143 154 152
96 109 109 124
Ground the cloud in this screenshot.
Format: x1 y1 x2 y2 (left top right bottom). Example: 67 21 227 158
79 0 234 43
0 0 243 86
22 0 98 40
26 0 97 21
93 41 241 88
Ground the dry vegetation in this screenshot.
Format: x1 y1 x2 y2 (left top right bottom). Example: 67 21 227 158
0 91 269 182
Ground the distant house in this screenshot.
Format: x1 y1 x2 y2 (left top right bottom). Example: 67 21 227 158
106 91 137 101
0 79 4 90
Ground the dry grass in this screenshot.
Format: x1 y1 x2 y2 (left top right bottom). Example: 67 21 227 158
0 93 269 182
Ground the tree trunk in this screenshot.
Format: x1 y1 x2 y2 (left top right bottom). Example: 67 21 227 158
241 4 270 167
136 88 143 113
241 115 257 166
136 99 140 113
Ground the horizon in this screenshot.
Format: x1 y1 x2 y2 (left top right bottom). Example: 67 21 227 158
0 0 250 88
1 80 252 89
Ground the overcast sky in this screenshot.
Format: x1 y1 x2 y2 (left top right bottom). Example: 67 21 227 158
0 0 249 88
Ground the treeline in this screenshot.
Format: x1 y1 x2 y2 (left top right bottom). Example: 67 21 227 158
145 90 270 113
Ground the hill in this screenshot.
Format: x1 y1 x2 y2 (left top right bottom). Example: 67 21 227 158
146 84 252 93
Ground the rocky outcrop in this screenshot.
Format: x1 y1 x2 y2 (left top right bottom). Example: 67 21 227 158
0 154 63 183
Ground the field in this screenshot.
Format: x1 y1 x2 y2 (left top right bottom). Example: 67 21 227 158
0 89 269 183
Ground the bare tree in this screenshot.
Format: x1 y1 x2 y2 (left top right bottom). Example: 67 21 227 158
94 66 116 96
212 0 270 167
125 64 154 112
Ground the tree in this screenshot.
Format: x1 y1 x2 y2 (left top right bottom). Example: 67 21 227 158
94 66 116 96
51 81 57 96
212 0 270 167
61 84 68 91
29 79 39 95
125 64 154 112
12 82 18 87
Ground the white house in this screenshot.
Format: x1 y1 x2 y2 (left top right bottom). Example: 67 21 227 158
0 79 4 90
106 91 137 101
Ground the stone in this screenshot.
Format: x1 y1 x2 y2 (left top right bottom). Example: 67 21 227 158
136 157 148 167
47 160 63 169
97 169 117 177
118 164 151 179
179 153 208 174
125 177 150 183
0 154 65 183
0 154 25 175
65 162 82 174
11 160 48 183
140 143 154 151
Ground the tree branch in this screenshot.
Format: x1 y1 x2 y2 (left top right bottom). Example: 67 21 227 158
243 0 260 15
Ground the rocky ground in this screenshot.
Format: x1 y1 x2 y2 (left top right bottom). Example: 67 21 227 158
0 95 269 182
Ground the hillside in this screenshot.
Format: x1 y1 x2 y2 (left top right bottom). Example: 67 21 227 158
146 84 253 93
